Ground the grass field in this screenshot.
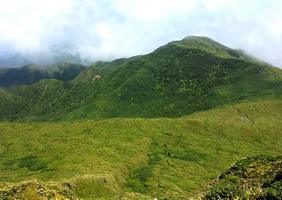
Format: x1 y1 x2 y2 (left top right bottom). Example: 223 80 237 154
0 99 281 199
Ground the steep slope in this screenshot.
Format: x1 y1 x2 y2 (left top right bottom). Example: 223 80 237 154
0 63 86 87
0 99 281 199
1 36 282 121
66 38 282 119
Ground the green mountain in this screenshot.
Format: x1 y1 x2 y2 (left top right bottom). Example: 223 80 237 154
0 63 86 87
0 36 282 121
0 36 281 199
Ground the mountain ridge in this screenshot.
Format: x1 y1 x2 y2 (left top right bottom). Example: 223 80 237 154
0 63 86 87
0 36 282 121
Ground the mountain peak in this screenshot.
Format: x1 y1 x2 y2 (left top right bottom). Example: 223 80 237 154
167 36 232 57
183 35 219 42
158 35 262 63
182 36 229 49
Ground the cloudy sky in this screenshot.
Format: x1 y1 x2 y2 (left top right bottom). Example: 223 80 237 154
0 0 282 67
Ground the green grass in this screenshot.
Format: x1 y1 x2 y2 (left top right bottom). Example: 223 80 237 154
0 99 281 199
3 155 48 171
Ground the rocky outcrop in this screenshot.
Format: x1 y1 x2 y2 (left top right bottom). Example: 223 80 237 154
0 181 78 200
203 155 282 199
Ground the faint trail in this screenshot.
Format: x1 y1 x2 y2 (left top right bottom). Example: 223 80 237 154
234 107 255 124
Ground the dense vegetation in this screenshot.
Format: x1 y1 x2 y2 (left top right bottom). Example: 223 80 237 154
0 36 281 199
1 36 282 121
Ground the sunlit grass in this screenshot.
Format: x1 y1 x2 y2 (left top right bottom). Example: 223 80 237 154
0 99 281 199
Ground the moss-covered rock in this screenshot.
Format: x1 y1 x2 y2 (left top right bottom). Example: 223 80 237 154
203 155 282 199
0 181 77 200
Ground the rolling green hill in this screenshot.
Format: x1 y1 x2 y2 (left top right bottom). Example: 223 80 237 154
0 36 282 121
0 99 281 199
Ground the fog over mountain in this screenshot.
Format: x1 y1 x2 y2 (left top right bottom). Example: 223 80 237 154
0 0 282 67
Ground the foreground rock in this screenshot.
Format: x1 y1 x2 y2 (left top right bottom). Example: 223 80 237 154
0 181 77 200
203 155 282 199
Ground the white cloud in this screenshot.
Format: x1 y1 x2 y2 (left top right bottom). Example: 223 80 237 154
0 0 282 67
114 0 198 21
0 0 73 51
201 0 237 11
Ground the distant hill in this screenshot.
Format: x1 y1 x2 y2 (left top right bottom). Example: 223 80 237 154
0 36 282 121
0 63 86 87
0 43 88 68
0 53 33 68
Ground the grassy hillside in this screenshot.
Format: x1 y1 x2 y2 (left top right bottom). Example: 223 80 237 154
0 99 281 199
1 36 282 121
